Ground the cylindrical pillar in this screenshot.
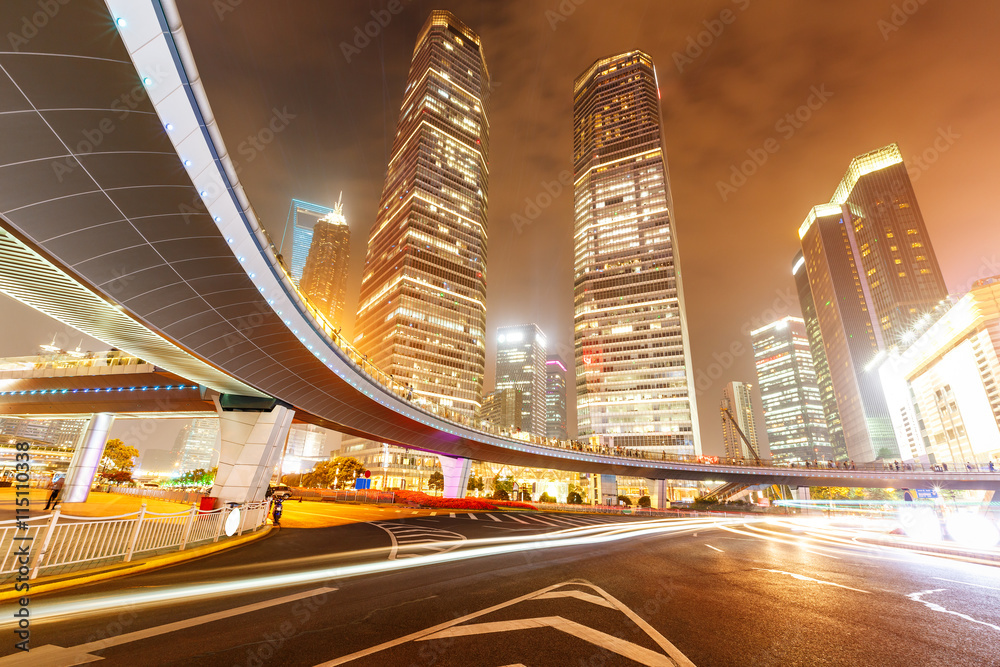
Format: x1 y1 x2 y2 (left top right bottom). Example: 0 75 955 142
63 412 116 503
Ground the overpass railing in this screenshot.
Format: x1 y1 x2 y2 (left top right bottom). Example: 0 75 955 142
0 500 270 583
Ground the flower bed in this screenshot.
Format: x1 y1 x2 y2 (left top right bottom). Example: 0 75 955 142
392 490 535 511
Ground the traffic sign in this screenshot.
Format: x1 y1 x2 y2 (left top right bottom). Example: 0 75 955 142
916 489 938 499
364 470 371 479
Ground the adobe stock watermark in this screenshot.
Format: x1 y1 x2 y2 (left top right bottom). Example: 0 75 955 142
546 0 587 30
6 0 71 51
694 287 798 396
234 107 296 170
878 0 931 41
511 170 573 234
905 126 958 183
673 0 752 73
340 0 414 63
716 84 833 202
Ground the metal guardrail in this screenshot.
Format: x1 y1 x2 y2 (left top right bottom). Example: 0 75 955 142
0 500 270 583
529 502 762 518
292 489 396 504
105 485 205 505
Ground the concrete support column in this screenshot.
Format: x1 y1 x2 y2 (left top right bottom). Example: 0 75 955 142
210 400 294 504
63 412 115 503
648 479 668 509
437 454 472 499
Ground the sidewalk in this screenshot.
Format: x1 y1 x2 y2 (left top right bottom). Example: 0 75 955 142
0 488 192 521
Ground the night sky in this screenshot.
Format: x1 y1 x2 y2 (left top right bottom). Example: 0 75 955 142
3 0 999 456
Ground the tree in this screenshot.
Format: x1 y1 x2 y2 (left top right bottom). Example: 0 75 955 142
100 439 138 477
428 471 445 494
492 475 514 496
567 491 583 504
538 492 556 503
169 468 215 487
617 495 632 507
467 475 485 493
104 470 133 484
638 495 651 508
493 488 510 501
332 456 366 488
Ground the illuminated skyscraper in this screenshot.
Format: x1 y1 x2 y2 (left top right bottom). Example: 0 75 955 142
286 199 338 285
793 250 847 460
481 388 523 432
831 144 948 345
799 205 898 462
546 355 569 440
300 195 351 327
573 51 699 454
175 418 219 472
355 10 490 419
720 381 760 460
494 324 547 436
751 317 832 463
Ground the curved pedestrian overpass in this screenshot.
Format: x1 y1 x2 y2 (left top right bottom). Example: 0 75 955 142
1 0 997 501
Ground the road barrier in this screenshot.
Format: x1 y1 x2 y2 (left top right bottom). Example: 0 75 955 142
0 500 270 582
104 485 205 505
291 488 396 504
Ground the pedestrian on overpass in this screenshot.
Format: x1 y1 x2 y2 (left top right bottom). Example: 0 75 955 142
44 476 64 510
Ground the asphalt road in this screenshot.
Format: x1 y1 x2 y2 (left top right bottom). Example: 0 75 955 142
3 511 1000 666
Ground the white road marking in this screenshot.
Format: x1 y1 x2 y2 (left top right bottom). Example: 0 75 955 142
315 580 693 667
534 590 615 608
449 513 456 518
754 569 870 593
420 616 675 666
430 512 437 516
372 522 466 560
505 514 529 524
485 513 503 522
802 548 840 559
705 544 724 553
907 589 1000 632
933 577 1000 591
4 588 335 666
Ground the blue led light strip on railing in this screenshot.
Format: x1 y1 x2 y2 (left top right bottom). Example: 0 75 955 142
0 385 199 397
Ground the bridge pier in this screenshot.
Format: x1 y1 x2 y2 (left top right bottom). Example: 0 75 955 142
63 412 116 504
437 455 472 499
648 479 668 509
210 399 294 505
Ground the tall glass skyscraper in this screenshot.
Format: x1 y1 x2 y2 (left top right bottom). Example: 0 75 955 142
799 205 898 462
831 144 948 345
793 250 847 460
494 324 547 436
546 355 569 440
720 381 760 460
355 10 490 419
751 317 832 463
300 195 351 327
572 51 699 454
286 199 338 285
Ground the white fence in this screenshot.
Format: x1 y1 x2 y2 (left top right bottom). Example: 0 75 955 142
0 500 270 582
105 485 205 504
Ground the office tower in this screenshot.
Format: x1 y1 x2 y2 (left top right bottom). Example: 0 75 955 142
793 250 847 460
751 317 832 463
481 388 523 432
831 144 948 345
494 324 547 436
300 194 351 327
286 199 338 285
354 10 490 419
572 51 700 455
799 204 899 462
877 276 1000 465
546 355 569 440
0 417 86 448
282 424 337 475
720 381 760 460
176 418 219 472
139 449 178 475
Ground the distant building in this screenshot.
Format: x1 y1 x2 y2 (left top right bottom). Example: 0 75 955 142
175 418 219 472
495 324 547 436
793 250 847 460
481 388 523 432
282 424 339 475
287 199 338 285
546 355 569 440
0 417 86 448
877 276 1000 465
140 448 178 475
751 317 832 463
300 194 351 327
573 50 699 455
720 381 760 460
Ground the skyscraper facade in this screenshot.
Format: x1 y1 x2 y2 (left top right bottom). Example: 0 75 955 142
494 324 547 436
176 418 219 472
799 204 899 462
546 355 569 440
751 317 832 463
572 51 700 455
300 195 351 327
480 388 523 432
720 381 760 460
286 199 337 285
354 10 490 419
832 144 948 345
793 250 847 460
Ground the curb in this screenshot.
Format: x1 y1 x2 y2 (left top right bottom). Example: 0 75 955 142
0 525 275 602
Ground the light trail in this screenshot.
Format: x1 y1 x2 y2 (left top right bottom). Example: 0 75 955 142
9 516 742 626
